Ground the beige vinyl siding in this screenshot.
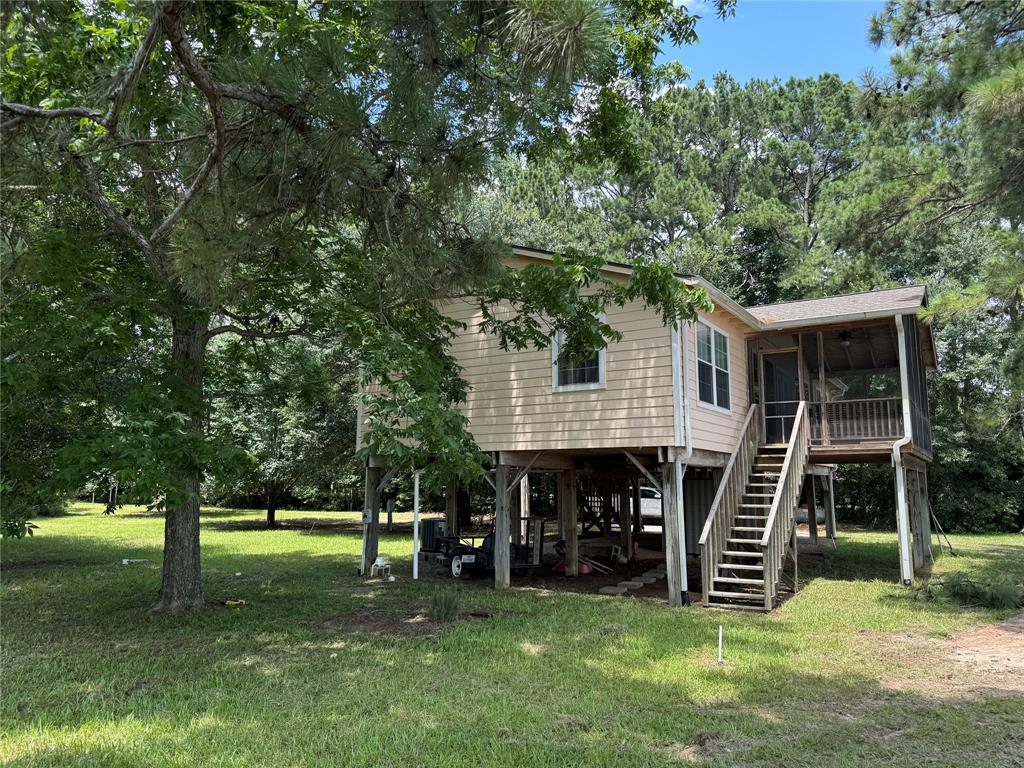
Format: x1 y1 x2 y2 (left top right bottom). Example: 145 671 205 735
686 308 751 455
445 291 676 452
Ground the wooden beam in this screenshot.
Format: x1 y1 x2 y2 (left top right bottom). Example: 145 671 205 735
661 461 684 607
824 471 837 539
623 450 659 487
558 468 578 576
494 464 510 589
817 331 830 445
618 482 633 560
632 477 643 533
806 474 819 545
507 452 543 491
375 466 398 494
497 450 575 471
601 478 614 536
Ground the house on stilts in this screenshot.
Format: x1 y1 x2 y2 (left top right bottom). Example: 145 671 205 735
360 247 936 611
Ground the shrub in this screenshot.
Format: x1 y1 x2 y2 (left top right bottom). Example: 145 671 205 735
429 589 460 622
912 571 1024 610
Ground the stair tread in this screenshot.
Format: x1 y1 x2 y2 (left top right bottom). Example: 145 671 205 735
714 576 765 585
708 589 764 601
739 503 772 507
731 526 766 532
718 562 763 570
722 550 762 558
726 538 762 545
704 601 768 612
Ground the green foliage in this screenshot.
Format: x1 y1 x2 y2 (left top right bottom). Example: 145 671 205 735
1 0 713 565
912 571 1024 610
479 73 867 305
868 0 1024 222
428 588 461 622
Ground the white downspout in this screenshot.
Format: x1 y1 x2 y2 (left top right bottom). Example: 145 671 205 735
893 314 914 585
671 319 695 604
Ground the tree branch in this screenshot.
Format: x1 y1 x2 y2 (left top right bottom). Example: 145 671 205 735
150 0 225 243
102 10 164 138
67 153 153 257
205 324 308 342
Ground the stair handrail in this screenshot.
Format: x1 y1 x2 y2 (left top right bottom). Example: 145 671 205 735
759 401 810 610
698 403 760 604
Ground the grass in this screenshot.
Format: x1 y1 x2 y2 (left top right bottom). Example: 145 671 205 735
2 503 1022 767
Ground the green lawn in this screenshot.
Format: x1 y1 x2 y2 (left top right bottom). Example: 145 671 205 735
2 504 1022 767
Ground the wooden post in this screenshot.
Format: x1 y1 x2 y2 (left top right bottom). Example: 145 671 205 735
618 482 633 560
817 331 830 445
494 464 510 589
807 474 819 546
558 469 578 576
600 478 614 536
824 471 837 539
445 479 458 537
791 523 799 593
661 462 683 607
632 478 643 532
361 465 382 575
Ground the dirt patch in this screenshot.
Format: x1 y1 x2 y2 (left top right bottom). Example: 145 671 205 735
861 613 1024 697
951 613 1024 675
311 608 446 639
650 732 751 764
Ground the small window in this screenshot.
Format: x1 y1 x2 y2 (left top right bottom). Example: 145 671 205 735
696 321 730 410
552 330 605 392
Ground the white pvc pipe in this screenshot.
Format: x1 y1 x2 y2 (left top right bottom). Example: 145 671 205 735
412 471 421 580
893 315 915 585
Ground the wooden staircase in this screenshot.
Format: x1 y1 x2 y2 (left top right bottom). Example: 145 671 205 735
699 403 811 611
706 445 785 609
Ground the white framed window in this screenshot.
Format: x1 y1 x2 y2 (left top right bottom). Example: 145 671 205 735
552 330 606 392
696 320 730 411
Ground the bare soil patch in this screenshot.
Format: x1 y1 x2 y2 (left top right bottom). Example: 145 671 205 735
862 613 1024 697
951 613 1024 675
311 607 447 639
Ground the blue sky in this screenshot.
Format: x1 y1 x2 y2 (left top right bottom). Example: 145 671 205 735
660 1 893 86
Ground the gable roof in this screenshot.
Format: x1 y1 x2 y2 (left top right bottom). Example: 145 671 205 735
508 245 928 330
747 286 928 328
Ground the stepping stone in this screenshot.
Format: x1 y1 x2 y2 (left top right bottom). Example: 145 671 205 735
598 585 628 596
619 580 646 589
636 576 658 584
643 570 666 579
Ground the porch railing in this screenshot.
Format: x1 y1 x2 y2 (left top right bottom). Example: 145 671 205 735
698 404 760 606
809 397 904 443
759 401 810 610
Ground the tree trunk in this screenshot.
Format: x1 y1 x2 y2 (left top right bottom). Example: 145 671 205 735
266 481 280 529
152 308 208 612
